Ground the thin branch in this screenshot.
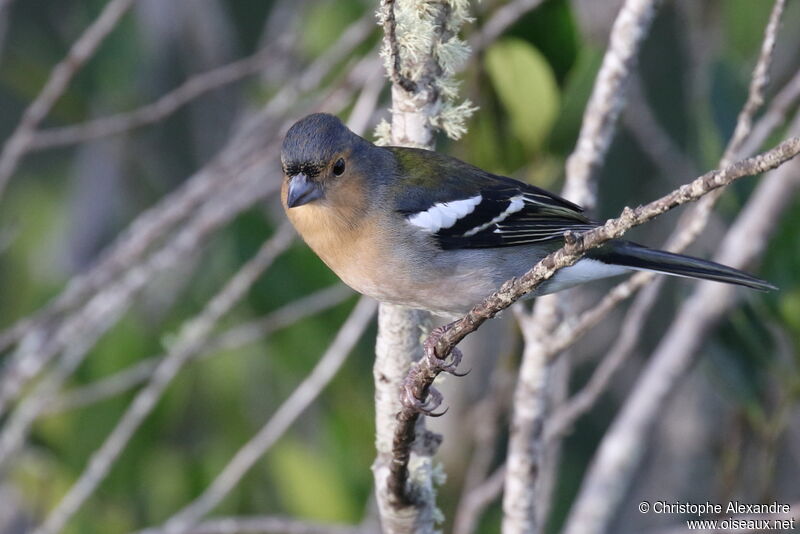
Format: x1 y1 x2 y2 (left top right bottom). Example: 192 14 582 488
563 0 664 209
470 0 547 51
29 49 276 150
0 0 136 201
502 298 558 534
537 0 789 441
452 466 507 534
380 0 416 92
0 18 377 419
42 285 352 414
501 0 662 531
724 0 786 165
392 136 800 496
171 516 366 534
30 224 294 534
544 275 663 441
29 13 376 151
150 297 377 534
453 358 515 534
739 67 800 160
666 0 787 253
561 145 800 534
0 11 375 360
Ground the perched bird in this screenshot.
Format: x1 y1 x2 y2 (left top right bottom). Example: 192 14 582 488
280 113 774 317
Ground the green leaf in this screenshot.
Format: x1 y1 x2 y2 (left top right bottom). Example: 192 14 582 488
485 38 560 153
269 439 358 521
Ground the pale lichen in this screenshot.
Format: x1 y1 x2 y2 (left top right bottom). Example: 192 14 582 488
373 118 393 146
377 0 478 141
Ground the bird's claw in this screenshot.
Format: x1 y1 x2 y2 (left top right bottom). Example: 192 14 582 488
423 324 464 375
402 381 447 416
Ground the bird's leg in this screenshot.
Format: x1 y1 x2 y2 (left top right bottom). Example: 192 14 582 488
400 322 467 416
402 380 447 417
422 322 465 375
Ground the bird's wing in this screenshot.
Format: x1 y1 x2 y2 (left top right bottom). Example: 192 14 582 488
391 148 597 250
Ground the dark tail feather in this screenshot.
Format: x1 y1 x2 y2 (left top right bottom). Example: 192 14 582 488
589 241 777 291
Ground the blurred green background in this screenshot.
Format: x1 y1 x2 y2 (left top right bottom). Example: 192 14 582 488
0 0 799 533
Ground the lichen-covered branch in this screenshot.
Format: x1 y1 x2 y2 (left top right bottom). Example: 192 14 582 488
373 1 475 532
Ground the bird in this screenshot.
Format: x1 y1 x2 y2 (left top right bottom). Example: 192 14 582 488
280 113 775 317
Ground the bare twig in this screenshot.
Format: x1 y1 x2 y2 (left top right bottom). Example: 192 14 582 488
394 136 800 501
29 14 376 151
470 0 546 51
502 1 662 531
165 516 365 534
539 0 789 441
30 224 294 534
30 50 277 150
0 16 376 418
453 466 507 534
739 67 800 160
453 358 515 534
562 147 800 534
624 75 699 180
667 0 786 254
724 0 786 165
151 297 377 534
563 0 664 209
42 285 352 414
544 275 663 441
0 0 136 201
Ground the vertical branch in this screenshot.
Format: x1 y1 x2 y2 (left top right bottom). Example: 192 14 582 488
501 1 662 532
372 0 474 532
563 0 663 208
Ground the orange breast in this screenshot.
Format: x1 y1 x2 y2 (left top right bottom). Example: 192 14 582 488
282 181 390 299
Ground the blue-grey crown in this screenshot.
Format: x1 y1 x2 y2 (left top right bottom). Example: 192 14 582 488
281 113 355 175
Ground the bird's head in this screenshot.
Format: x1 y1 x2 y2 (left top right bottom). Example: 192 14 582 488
280 113 372 209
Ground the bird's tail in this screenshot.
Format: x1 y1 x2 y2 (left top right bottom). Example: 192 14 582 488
589 240 776 291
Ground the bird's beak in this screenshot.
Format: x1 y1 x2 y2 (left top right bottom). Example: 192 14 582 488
286 173 323 208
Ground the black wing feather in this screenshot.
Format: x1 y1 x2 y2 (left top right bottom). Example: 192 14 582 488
389 147 597 250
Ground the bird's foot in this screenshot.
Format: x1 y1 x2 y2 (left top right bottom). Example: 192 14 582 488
423 323 466 376
401 381 447 417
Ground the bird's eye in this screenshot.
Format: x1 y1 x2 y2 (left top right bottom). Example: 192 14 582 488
333 158 346 176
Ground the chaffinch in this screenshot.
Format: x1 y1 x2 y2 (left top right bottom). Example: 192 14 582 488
280 113 774 317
